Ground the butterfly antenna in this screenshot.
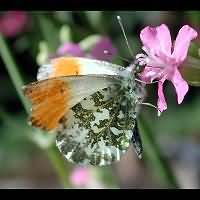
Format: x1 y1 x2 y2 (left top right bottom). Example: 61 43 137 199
117 16 134 58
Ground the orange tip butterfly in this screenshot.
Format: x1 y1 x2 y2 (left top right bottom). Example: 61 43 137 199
23 16 147 166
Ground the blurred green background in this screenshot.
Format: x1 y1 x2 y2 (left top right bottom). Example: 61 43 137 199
0 11 200 189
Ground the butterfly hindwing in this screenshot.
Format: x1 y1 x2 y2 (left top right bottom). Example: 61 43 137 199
56 83 137 166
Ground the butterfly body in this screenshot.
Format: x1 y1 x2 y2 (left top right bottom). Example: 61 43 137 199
23 57 145 166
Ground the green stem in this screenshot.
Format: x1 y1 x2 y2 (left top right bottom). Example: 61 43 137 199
0 33 70 188
47 145 72 188
138 115 179 188
0 34 29 113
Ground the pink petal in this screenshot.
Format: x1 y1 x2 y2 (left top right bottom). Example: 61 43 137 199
172 25 198 63
170 69 189 104
140 24 172 56
57 42 85 57
157 79 167 113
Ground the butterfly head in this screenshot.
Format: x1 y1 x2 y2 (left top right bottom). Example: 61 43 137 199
125 58 146 77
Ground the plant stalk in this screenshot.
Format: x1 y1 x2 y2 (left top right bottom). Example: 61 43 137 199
138 115 179 188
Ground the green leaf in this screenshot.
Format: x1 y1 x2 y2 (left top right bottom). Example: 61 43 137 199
188 42 200 59
186 11 200 26
180 56 200 87
85 11 103 32
35 14 59 52
54 11 73 24
36 41 50 65
59 25 72 43
79 34 101 51
181 70 200 86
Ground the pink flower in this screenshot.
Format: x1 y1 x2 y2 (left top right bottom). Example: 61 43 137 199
57 36 117 61
0 11 28 38
70 167 90 187
139 24 198 113
90 37 117 61
57 43 85 57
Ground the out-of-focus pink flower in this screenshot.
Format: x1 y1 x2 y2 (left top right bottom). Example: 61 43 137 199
139 24 198 113
57 36 117 61
57 43 85 57
70 167 90 187
0 11 28 38
90 37 117 61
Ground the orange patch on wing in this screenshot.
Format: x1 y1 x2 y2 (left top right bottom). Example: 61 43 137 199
52 57 81 77
24 78 70 131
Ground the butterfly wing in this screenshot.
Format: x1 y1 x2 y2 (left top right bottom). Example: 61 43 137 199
24 56 143 164
23 75 120 131
37 57 125 81
56 83 137 166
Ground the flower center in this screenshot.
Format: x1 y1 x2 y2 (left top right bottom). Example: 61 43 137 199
135 51 176 81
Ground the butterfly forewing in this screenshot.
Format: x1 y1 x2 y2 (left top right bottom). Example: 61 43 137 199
37 57 125 81
56 83 137 166
23 75 119 131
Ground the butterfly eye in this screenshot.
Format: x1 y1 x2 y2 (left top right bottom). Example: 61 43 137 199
134 54 148 73
135 64 146 74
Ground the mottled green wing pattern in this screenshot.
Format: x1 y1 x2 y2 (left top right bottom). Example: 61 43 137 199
56 83 137 166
